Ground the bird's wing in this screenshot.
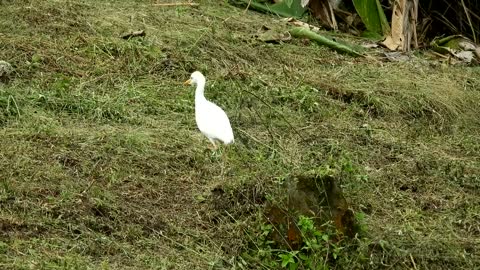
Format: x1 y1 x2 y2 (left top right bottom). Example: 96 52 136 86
198 100 234 144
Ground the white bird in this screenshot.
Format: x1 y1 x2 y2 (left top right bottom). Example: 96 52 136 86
184 71 234 149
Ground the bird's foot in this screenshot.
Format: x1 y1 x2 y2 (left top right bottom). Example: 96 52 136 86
208 144 218 151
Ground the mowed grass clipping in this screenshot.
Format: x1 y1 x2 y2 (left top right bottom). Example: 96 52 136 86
1 0 480 269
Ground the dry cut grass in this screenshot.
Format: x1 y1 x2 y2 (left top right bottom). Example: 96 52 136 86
0 0 479 269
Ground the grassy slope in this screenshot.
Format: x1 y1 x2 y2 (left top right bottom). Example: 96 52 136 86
1 0 480 269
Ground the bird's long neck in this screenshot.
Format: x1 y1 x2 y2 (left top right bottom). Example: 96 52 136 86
195 81 206 103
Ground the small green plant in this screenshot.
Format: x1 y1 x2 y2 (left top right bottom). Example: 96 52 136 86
246 215 347 270
279 251 298 269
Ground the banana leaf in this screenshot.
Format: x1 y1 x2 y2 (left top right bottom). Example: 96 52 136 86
431 35 479 63
289 27 363 57
229 0 307 18
352 0 390 39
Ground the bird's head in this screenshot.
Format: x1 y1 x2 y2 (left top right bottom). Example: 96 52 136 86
184 71 205 86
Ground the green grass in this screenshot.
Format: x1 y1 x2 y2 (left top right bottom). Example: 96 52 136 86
1 0 480 269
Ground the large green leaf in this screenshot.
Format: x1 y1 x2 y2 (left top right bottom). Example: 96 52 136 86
352 0 390 38
229 0 307 18
289 27 363 57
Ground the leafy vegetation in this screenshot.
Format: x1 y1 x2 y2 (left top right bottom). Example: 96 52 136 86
245 215 351 269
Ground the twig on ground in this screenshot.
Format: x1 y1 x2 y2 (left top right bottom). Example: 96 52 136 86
80 160 101 195
121 30 146 39
153 2 199 7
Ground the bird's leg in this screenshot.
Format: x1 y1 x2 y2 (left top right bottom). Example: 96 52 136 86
208 138 217 150
221 145 228 181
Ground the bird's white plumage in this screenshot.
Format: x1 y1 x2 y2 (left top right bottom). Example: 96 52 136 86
186 71 234 147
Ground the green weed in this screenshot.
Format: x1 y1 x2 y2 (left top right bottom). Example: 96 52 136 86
245 215 364 269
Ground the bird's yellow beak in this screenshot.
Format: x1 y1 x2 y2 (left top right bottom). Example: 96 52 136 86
183 79 192 86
